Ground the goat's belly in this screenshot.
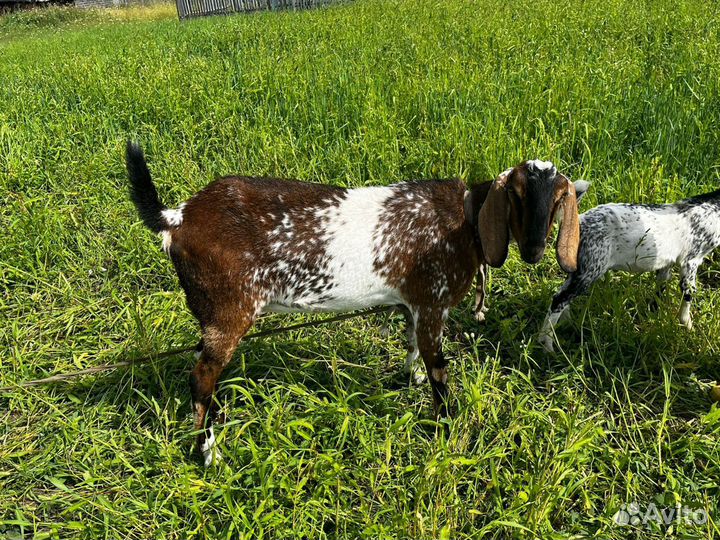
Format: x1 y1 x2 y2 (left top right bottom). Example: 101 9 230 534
262 276 404 314
611 253 675 273
263 292 403 313
263 294 401 314
608 232 680 273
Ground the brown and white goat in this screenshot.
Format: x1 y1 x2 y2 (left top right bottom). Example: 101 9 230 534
126 143 582 465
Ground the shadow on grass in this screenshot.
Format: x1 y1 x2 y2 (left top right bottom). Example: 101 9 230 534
57 278 716 457
452 277 718 421
63 325 419 420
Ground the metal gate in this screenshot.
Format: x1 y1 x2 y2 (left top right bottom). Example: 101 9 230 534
176 0 343 20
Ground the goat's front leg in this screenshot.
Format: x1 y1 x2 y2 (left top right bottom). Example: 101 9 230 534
539 272 596 353
398 306 425 384
679 260 701 330
473 264 489 323
191 314 254 467
415 308 449 418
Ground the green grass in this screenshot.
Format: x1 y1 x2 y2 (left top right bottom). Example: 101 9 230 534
2 0 720 538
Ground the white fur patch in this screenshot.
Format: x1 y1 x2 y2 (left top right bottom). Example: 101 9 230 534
161 231 173 254
679 301 692 329
201 425 215 452
321 187 405 308
159 204 185 254
161 203 185 227
527 159 555 172
264 186 403 313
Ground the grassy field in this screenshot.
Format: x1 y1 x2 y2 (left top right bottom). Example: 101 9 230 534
2 0 720 537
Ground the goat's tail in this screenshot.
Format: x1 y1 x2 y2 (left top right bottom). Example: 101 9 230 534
125 141 167 233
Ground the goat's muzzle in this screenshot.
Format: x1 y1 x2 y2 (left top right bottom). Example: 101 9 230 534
520 244 546 264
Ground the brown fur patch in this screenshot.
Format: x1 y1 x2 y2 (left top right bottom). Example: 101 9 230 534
169 176 348 324
373 179 479 308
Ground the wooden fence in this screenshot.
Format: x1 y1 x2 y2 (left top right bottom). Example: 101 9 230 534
176 0 343 19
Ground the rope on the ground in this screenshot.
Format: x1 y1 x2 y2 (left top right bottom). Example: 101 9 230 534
0 306 392 393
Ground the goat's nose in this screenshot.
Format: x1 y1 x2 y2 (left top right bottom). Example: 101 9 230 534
522 245 545 264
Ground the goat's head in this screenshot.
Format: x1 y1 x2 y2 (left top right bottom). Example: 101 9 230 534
478 160 589 272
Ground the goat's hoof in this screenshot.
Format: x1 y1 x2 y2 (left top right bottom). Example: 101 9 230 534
538 336 555 354
199 426 222 467
681 318 693 330
203 447 223 467
474 310 486 323
410 367 427 385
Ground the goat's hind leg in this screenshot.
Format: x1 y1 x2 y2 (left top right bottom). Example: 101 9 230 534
190 311 255 467
650 266 672 311
194 338 204 359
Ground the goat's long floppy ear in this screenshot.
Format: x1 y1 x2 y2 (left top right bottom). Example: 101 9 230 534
478 175 510 268
556 179 580 273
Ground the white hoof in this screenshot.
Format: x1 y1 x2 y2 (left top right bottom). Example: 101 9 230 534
203 448 223 467
474 310 486 323
411 366 427 385
539 334 555 354
405 356 426 384
200 426 223 467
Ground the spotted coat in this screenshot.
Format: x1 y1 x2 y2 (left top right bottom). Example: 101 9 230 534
126 143 580 465
539 188 720 352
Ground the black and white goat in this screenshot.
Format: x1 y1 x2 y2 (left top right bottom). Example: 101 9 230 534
126 142 584 465
539 187 720 352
